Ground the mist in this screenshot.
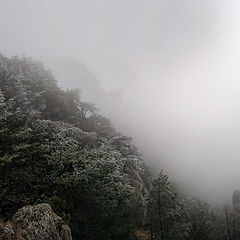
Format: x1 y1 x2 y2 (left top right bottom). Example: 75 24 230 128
1 0 240 202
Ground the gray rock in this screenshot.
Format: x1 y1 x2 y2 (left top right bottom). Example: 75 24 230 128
3 224 15 237
12 203 72 240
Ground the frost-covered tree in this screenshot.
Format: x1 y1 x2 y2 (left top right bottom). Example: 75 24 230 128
183 198 216 240
145 171 189 240
0 53 150 240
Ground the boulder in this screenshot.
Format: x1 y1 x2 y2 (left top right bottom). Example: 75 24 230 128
0 203 72 240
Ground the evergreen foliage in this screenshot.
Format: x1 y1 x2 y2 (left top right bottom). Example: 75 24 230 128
2 53 240 240
144 171 190 240
0 54 147 240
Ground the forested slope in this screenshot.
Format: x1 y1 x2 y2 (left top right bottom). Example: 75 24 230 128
0 54 150 240
2 54 240 240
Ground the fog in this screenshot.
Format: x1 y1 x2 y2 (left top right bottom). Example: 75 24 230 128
1 0 240 202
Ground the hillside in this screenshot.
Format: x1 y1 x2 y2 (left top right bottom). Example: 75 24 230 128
2 54 240 240
0 54 151 240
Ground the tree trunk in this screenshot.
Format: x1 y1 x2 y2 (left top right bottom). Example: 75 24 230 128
225 207 232 240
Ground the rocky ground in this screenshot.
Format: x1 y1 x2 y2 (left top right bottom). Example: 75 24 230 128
0 203 72 240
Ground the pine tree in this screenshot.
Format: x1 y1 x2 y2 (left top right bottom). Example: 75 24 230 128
145 171 189 240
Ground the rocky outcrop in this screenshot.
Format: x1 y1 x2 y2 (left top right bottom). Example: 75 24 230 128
0 203 72 240
109 136 150 200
